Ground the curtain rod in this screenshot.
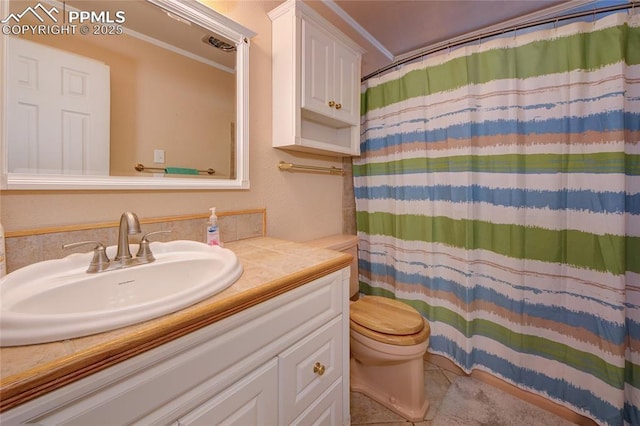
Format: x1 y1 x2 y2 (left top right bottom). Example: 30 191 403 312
362 1 637 82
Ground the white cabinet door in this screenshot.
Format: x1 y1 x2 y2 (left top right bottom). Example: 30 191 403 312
302 19 332 117
176 359 278 426
332 41 359 126
301 18 359 127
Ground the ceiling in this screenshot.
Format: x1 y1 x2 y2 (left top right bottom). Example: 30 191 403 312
293 0 571 77
61 0 237 68
39 0 577 78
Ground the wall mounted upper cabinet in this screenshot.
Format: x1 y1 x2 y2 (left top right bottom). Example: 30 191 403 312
269 0 364 157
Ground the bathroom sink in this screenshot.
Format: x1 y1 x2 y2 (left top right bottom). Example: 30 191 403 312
0 240 243 346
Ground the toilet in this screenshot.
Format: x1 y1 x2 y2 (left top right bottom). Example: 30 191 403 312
305 235 431 422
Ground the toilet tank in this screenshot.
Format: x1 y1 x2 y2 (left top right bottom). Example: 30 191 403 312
304 234 359 299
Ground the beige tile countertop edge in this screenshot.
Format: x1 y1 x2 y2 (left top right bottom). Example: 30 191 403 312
0 237 352 412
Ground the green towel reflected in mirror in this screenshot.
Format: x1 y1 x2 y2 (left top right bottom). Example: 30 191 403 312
164 167 199 175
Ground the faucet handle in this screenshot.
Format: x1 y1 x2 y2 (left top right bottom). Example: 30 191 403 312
62 241 110 273
136 230 172 261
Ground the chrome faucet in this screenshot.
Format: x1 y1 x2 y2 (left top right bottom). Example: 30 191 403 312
115 211 142 262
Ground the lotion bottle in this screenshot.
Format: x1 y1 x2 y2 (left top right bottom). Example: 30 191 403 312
206 208 222 246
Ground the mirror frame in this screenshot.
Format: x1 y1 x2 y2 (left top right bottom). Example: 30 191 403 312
0 0 255 190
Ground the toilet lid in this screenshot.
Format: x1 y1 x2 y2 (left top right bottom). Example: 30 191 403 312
350 296 424 335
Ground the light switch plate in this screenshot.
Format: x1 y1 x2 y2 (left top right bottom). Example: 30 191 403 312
154 149 165 164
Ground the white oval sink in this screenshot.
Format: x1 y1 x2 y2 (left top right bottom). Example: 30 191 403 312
0 240 243 346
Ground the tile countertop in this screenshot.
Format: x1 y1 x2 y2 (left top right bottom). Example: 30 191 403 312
0 237 352 412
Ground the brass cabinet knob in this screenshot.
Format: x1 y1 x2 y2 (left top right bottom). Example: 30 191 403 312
335 103 342 110
328 101 335 108
313 362 326 376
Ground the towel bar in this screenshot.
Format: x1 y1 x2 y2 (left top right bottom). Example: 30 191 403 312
278 161 344 175
134 163 215 175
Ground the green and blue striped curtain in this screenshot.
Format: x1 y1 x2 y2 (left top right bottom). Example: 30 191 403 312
355 11 639 426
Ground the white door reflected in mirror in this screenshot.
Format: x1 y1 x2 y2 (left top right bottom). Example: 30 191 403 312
7 37 110 175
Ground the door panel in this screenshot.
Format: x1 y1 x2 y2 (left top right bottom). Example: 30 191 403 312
6 37 110 175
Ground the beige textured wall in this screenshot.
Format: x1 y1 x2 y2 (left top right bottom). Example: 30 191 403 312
0 0 346 242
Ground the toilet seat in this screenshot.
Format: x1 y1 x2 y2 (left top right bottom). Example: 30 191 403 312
350 296 430 346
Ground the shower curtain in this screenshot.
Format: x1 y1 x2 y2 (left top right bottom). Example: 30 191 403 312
355 11 639 426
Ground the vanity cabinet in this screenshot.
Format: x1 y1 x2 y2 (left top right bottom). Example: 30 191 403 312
269 0 364 157
1 269 350 425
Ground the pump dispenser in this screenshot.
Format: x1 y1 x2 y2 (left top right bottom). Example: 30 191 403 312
206 207 222 246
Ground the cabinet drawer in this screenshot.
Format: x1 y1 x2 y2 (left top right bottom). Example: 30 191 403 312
176 359 278 426
291 378 343 426
279 316 343 425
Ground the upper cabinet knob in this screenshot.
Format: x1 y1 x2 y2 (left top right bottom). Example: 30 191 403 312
335 103 342 110
328 100 335 108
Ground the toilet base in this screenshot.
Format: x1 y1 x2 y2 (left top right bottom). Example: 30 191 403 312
350 356 430 422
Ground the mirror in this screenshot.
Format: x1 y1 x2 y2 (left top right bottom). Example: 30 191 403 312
0 0 254 189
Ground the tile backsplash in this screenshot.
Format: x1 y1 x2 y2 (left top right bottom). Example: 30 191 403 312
4 209 266 273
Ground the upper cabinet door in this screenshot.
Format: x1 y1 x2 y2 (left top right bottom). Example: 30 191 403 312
302 19 359 127
332 40 360 126
302 20 332 117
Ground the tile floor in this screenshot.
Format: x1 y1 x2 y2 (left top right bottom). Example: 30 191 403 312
350 360 463 425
